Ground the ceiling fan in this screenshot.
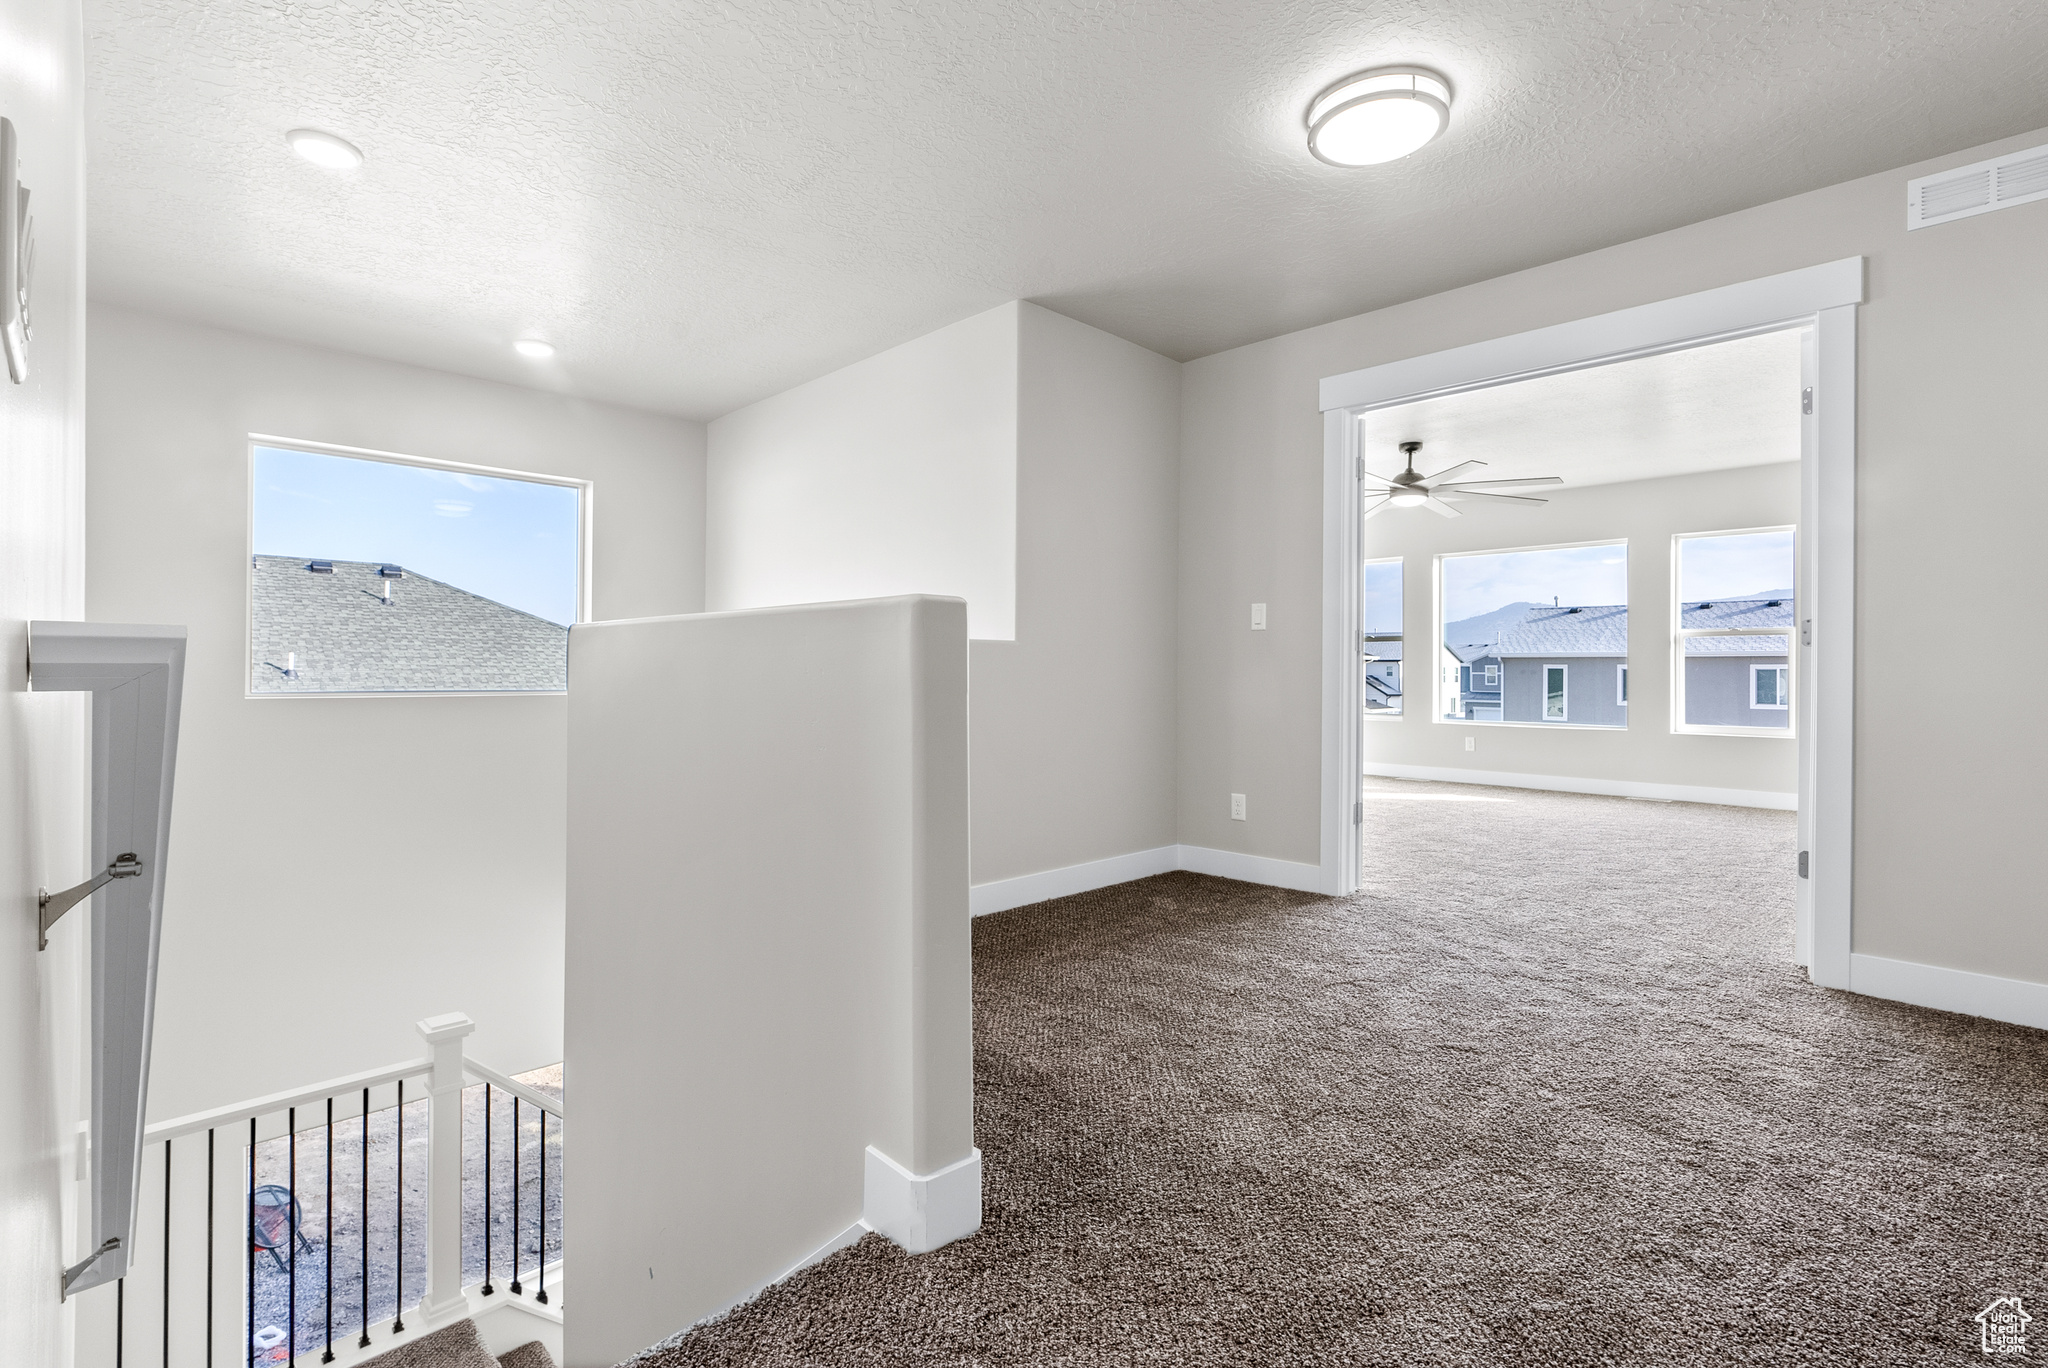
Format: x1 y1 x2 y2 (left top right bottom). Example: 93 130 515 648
1363 440 1563 519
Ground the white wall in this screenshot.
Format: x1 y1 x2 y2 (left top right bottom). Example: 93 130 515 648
86 306 706 1119
1362 463 1799 801
707 301 1180 890
1178 123 2048 984
707 303 1018 639
0 0 88 1358
566 597 972 1366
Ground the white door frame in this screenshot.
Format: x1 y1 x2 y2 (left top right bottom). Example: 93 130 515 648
1318 258 1862 988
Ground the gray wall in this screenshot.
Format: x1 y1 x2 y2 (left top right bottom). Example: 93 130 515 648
0 0 86 1356
1503 657 1627 728
88 306 707 1118
1686 655 1792 729
1178 121 2048 981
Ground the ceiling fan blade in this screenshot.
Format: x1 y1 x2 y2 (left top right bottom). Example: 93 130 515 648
1362 496 1396 520
1434 476 1565 490
1441 489 1549 506
1423 497 1462 518
1419 460 1485 484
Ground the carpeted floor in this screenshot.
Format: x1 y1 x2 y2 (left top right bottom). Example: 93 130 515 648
632 779 2048 1366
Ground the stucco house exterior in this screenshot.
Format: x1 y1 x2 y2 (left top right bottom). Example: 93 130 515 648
1446 639 1503 720
1680 597 1793 729
1495 604 1629 727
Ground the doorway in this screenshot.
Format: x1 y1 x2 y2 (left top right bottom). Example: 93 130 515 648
1317 259 1861 986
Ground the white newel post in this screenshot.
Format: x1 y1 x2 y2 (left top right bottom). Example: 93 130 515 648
416 1011 476 1321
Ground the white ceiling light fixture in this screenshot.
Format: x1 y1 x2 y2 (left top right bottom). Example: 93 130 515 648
285 128 363 170
514 338 555 360
1306 67 1452 167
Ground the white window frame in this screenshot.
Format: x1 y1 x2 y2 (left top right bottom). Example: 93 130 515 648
1542 664 1568 721
1483 663 1499 688
1617 663 1629 706
1430 537 1626 730
1361 554 1404 718
1750 663 1791 709
1319 257 1859 994
245 433 595 700
1671 525 1796 739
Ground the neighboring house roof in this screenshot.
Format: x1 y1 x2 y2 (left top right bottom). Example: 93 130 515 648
250 556 569 692
1495 604 1628 657
1681 597 1792 656
1445 641 1500 665
1365 640 1403 663
1680 597 1794 631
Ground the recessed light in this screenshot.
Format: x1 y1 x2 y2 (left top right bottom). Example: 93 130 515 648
1306 67 1451 167
514 338 555 360
285 128 363 170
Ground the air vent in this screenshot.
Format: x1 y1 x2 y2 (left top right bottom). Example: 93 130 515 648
1908 142 2048 229
306 560 334 574
378 564 405 578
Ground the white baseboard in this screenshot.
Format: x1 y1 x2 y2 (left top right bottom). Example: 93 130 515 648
971 843 1324 915
970 845 1178 916
862 1146 982 1254
1849 953 2048 1032
1173 843 1325 893
1364 761 1797 811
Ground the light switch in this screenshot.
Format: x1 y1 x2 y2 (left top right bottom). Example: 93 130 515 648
1250 603 1266 630
1465 736 1476 752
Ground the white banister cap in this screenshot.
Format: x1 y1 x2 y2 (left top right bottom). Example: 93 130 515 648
415 1011 476 1043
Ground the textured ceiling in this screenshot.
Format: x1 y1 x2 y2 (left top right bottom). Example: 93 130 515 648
85 0 2048 420
1361 327 1803 491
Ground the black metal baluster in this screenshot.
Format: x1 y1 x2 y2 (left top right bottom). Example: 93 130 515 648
509 1096 522 1295
246 1119 255 1368
164 1139 173 1367
208 1128 215 1368
358 1088 369 1350
391 1081 404 1335
287 1107 297 1364
117 1277 125 1368
322 1097 334 1363
481 1084 494 1296
535 1108 547 1305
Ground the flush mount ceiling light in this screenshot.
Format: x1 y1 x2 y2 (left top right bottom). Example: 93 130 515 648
514 338 555 359
1306 67 1452 167
285 128 363 170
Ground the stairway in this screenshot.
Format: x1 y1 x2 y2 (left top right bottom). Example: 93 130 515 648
359 1318 555 1368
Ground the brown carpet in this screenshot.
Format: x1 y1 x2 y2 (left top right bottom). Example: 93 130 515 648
631 779 2048 1365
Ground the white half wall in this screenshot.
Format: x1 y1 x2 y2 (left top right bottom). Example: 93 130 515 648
0 2 89 1359
86 307 707 1119
1360 463 1799 799
707 303 1019 639
566 596 974 1366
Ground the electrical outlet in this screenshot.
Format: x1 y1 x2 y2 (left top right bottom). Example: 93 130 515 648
1250 603 1267 630
1230 793 1247 821
1464 736 1475 752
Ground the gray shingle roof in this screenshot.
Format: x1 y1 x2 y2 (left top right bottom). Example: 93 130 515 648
1495 604 1628 657
1679 597 1794 631
1683 635 1791 656
250 556 568 693
1445 641 1500 664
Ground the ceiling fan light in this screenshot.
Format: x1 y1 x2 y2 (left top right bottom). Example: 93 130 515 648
285 128 363 170
1306 67 1451 167
1388 489 1429 507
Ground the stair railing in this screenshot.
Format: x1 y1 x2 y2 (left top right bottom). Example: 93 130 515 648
82 1011 563 1367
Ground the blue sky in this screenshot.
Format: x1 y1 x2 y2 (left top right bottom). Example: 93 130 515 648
1680 529 1794 601
1443 544 1630 623
1364 560 1403 634
253 447 582 625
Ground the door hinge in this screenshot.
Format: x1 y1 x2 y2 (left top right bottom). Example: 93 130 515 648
1801 619 1812 646
1801 387 1813 415
1355 455 1366 481
1797 850 1809 879
1353 800 1364 825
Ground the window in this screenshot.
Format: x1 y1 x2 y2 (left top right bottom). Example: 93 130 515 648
1362 558 1403 716
1751 664 1789 709
249 442 587 695
1674 528 1794 734
1439 541 1627 727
